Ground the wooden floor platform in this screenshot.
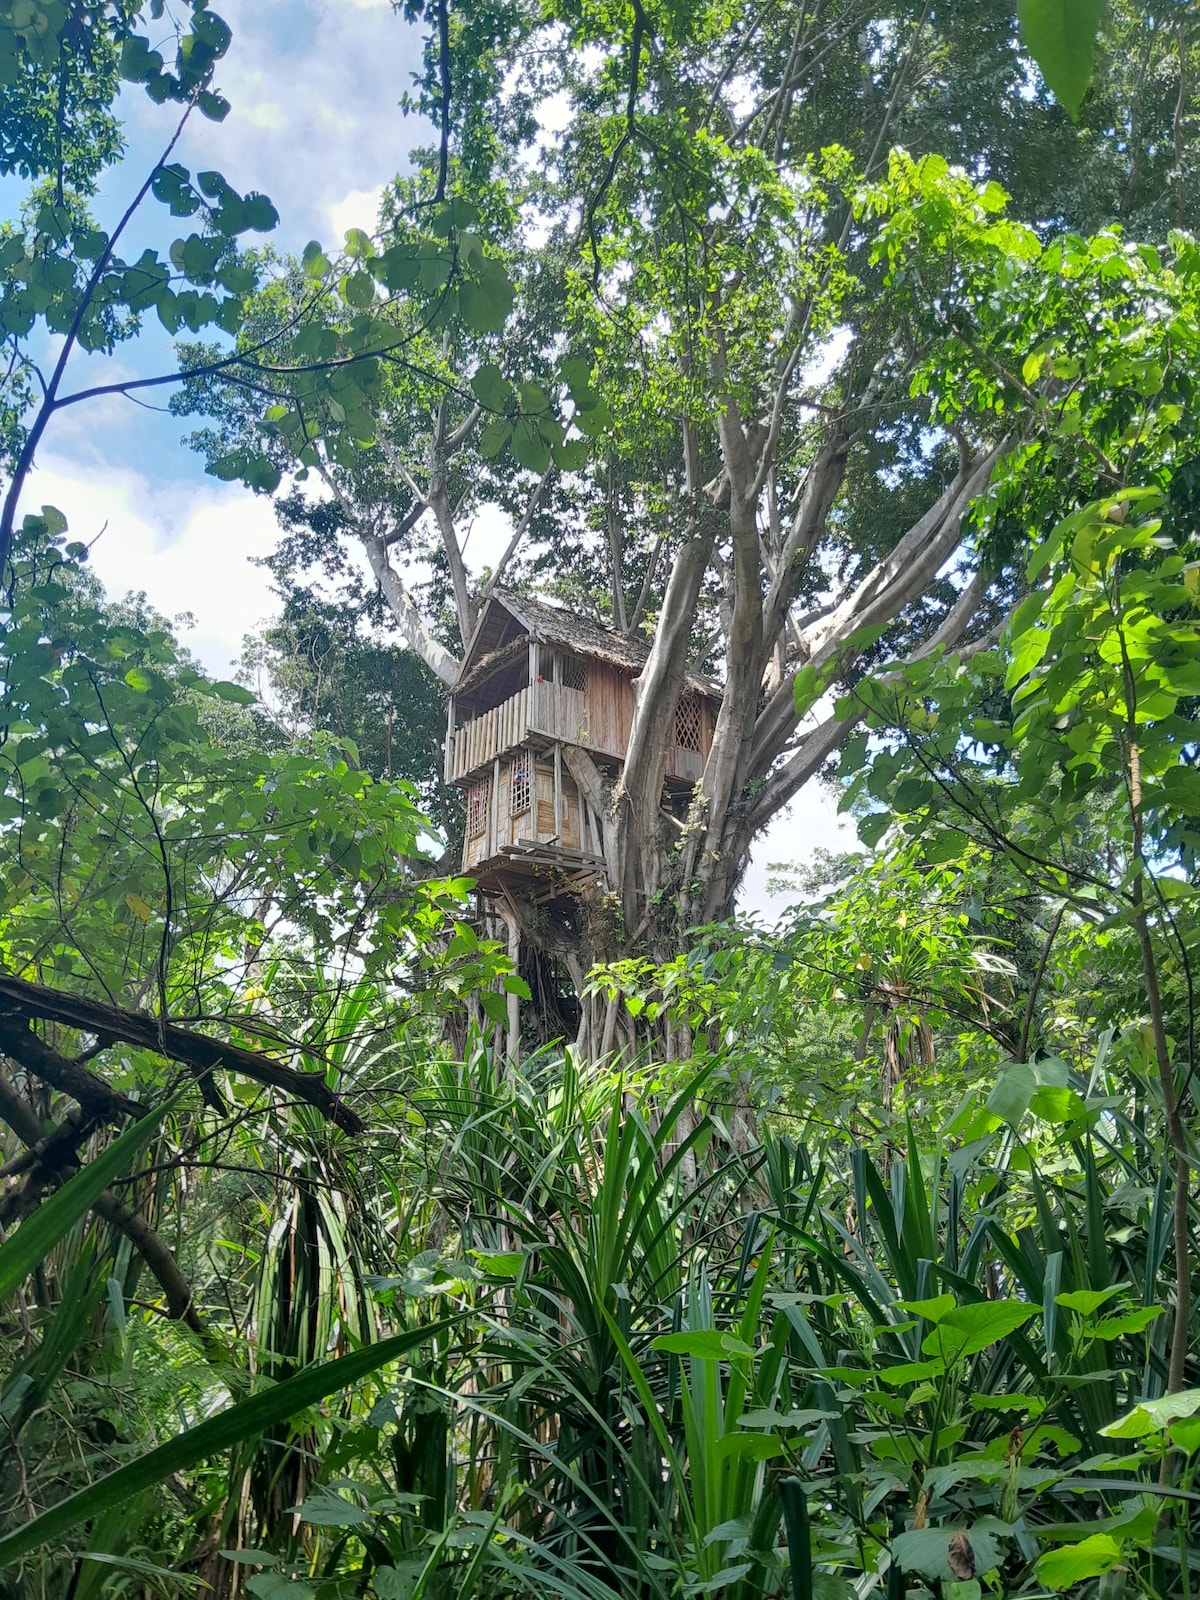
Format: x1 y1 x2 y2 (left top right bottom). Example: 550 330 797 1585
471 838 607 898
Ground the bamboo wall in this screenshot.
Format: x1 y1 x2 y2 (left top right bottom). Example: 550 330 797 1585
447 667 641 783
462 753 583 873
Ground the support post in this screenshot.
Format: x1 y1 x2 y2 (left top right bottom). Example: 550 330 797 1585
501 906 521 1064
554 741 563 842
490 756 500 858
444 694 456 783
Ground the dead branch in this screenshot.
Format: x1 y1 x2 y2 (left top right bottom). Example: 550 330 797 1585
0 974 365 1135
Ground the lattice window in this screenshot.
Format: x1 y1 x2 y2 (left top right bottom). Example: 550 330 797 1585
467 779 490 837
559 653 588 691
675 691 702 753
510 752 531 817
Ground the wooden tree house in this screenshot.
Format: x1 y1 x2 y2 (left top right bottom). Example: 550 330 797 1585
445 592 720 901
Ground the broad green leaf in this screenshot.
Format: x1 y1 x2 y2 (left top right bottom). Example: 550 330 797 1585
896 1294 956 1323
857 810 891 848
1017 0 1102 118
714 1433 783 1462
510 418 551 474
245 1575 314 1600
1055 1287 1124 1316
986 1062 1036 1125
793 662 831 718
892 1527 1001 1582
922 1301 1034 1361
653 1331 755 1360
210 680 256 705
1169 1417 1200 1454
1036 1534 1121 1589
1101 1388 1200 1440
293 1492 372 1527
471 363 510 411
1087 1306 1162 1341
552 437 589 470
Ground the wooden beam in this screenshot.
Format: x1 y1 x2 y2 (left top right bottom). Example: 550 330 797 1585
444 694 456 784
554 741 563 841
490 756 500 859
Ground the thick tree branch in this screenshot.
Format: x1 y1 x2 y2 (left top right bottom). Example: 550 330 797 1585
0 974 365 1134
0 1018 144 1124
361 534 461 687
804 444 1005 667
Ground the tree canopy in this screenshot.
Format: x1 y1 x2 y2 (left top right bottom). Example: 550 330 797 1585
0 3 1198 1599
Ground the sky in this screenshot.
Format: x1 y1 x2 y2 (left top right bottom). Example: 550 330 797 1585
16 0 854 919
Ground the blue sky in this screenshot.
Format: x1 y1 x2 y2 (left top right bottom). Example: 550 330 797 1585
17 0 851 912
20 0 429 664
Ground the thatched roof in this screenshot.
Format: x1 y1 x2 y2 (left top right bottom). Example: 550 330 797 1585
456 591 720 698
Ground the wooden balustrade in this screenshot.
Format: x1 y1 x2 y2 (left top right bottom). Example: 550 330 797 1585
449 686 531 781
449 682 626 781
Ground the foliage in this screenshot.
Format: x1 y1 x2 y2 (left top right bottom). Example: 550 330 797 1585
0 6 1198 1600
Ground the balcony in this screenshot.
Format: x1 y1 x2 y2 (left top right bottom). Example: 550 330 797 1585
446 682 600 783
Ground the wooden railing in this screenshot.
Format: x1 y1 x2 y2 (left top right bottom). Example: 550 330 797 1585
449 682 612 782
448 686 531 782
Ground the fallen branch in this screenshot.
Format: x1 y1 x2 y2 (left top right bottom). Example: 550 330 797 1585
0 974 364 1135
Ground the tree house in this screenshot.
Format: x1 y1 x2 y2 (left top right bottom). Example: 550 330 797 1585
445 592 720 896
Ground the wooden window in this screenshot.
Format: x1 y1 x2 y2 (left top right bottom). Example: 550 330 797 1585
467 778 490 837
510 752 531 816
559 653 588 691
675 691 702 753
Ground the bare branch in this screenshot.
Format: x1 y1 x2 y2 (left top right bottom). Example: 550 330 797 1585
0 974 365 1134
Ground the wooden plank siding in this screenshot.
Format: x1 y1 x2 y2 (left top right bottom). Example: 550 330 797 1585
447 666 640 783
462 752 582 872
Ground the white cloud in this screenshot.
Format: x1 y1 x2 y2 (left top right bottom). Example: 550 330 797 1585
135 0 427 253
738 789 856 921
25 457 281 678
328 185 385 244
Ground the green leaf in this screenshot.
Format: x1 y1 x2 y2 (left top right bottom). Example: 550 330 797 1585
471 363 510 412
479 416 510 459
1036 1534 1122 1589
1087 1306 1162 1341
301 241 331 279
240 193 279 234
793 663 830 718
986 1062 1036 1125
293 1492 372 1527
198 90 231 122
857 810 891 849
0 1317 457 1565
0 1094 177 1306
209 681 256 706
458 270 514 334
1055 1287 1124 1316
892 1528 1001 1582
552 438 589 471
896 1294 956 1323
1017 0 1102 119
714 1434 783 1462
373 1568 423 1600
478 992 509 1028
922 1301 1034 1361
510 418 551 474
653 1331 756 1360
1101 1388 1200 1440
245 1576 314 1600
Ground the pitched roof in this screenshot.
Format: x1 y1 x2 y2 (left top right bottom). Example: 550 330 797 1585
457 590 720 697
